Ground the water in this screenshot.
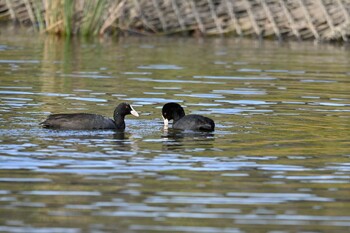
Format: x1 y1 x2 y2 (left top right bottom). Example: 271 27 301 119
0 34 349 233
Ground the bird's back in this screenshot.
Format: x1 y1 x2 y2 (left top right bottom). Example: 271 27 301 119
173 114 215 131
40 113 116 130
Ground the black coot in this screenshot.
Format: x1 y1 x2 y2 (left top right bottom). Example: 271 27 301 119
162 102 215 131
40 102 139 130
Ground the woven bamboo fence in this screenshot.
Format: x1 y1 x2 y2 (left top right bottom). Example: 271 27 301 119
0 0 349 41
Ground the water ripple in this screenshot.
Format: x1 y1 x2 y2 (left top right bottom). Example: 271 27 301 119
0 226 80 233
130 225 241 233
138 64 183 70
64 97 107 102
175 93 224 99
121 97 181 105
0 60 40 64
60 73 112 79
216 100 276 105
194 75 276 80
20 190 101 196
130 77 225 84
213 88 266 95
0 178 51 183
201 108 273 114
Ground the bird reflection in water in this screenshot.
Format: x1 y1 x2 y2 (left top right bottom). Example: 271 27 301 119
161 127 215 151
113 132 139 152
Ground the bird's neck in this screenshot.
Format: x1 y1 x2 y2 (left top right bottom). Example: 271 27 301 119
173 111 185 123
113 112 126 129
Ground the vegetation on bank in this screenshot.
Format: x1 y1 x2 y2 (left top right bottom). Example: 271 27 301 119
0 0 349 41
0 0 124 36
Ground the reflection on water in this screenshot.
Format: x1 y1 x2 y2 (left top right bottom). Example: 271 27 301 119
0 35 349 232
161 128 215 151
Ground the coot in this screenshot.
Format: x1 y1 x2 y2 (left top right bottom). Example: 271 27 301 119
162 102 215 131
40 102 139 130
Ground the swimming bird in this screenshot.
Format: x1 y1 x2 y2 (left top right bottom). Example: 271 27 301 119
40 102 139 130
161 102 215 131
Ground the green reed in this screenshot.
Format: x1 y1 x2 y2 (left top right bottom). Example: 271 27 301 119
2 0 119 37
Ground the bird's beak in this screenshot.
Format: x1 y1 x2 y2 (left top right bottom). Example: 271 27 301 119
130 105 139 117
162 115 169 126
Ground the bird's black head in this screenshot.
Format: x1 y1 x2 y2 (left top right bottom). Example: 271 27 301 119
114 103 139 118
161 102 185 126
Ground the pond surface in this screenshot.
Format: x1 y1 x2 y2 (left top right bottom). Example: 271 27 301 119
0 33 349 232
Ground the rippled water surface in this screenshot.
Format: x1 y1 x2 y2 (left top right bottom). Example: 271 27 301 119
0 34 349 232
